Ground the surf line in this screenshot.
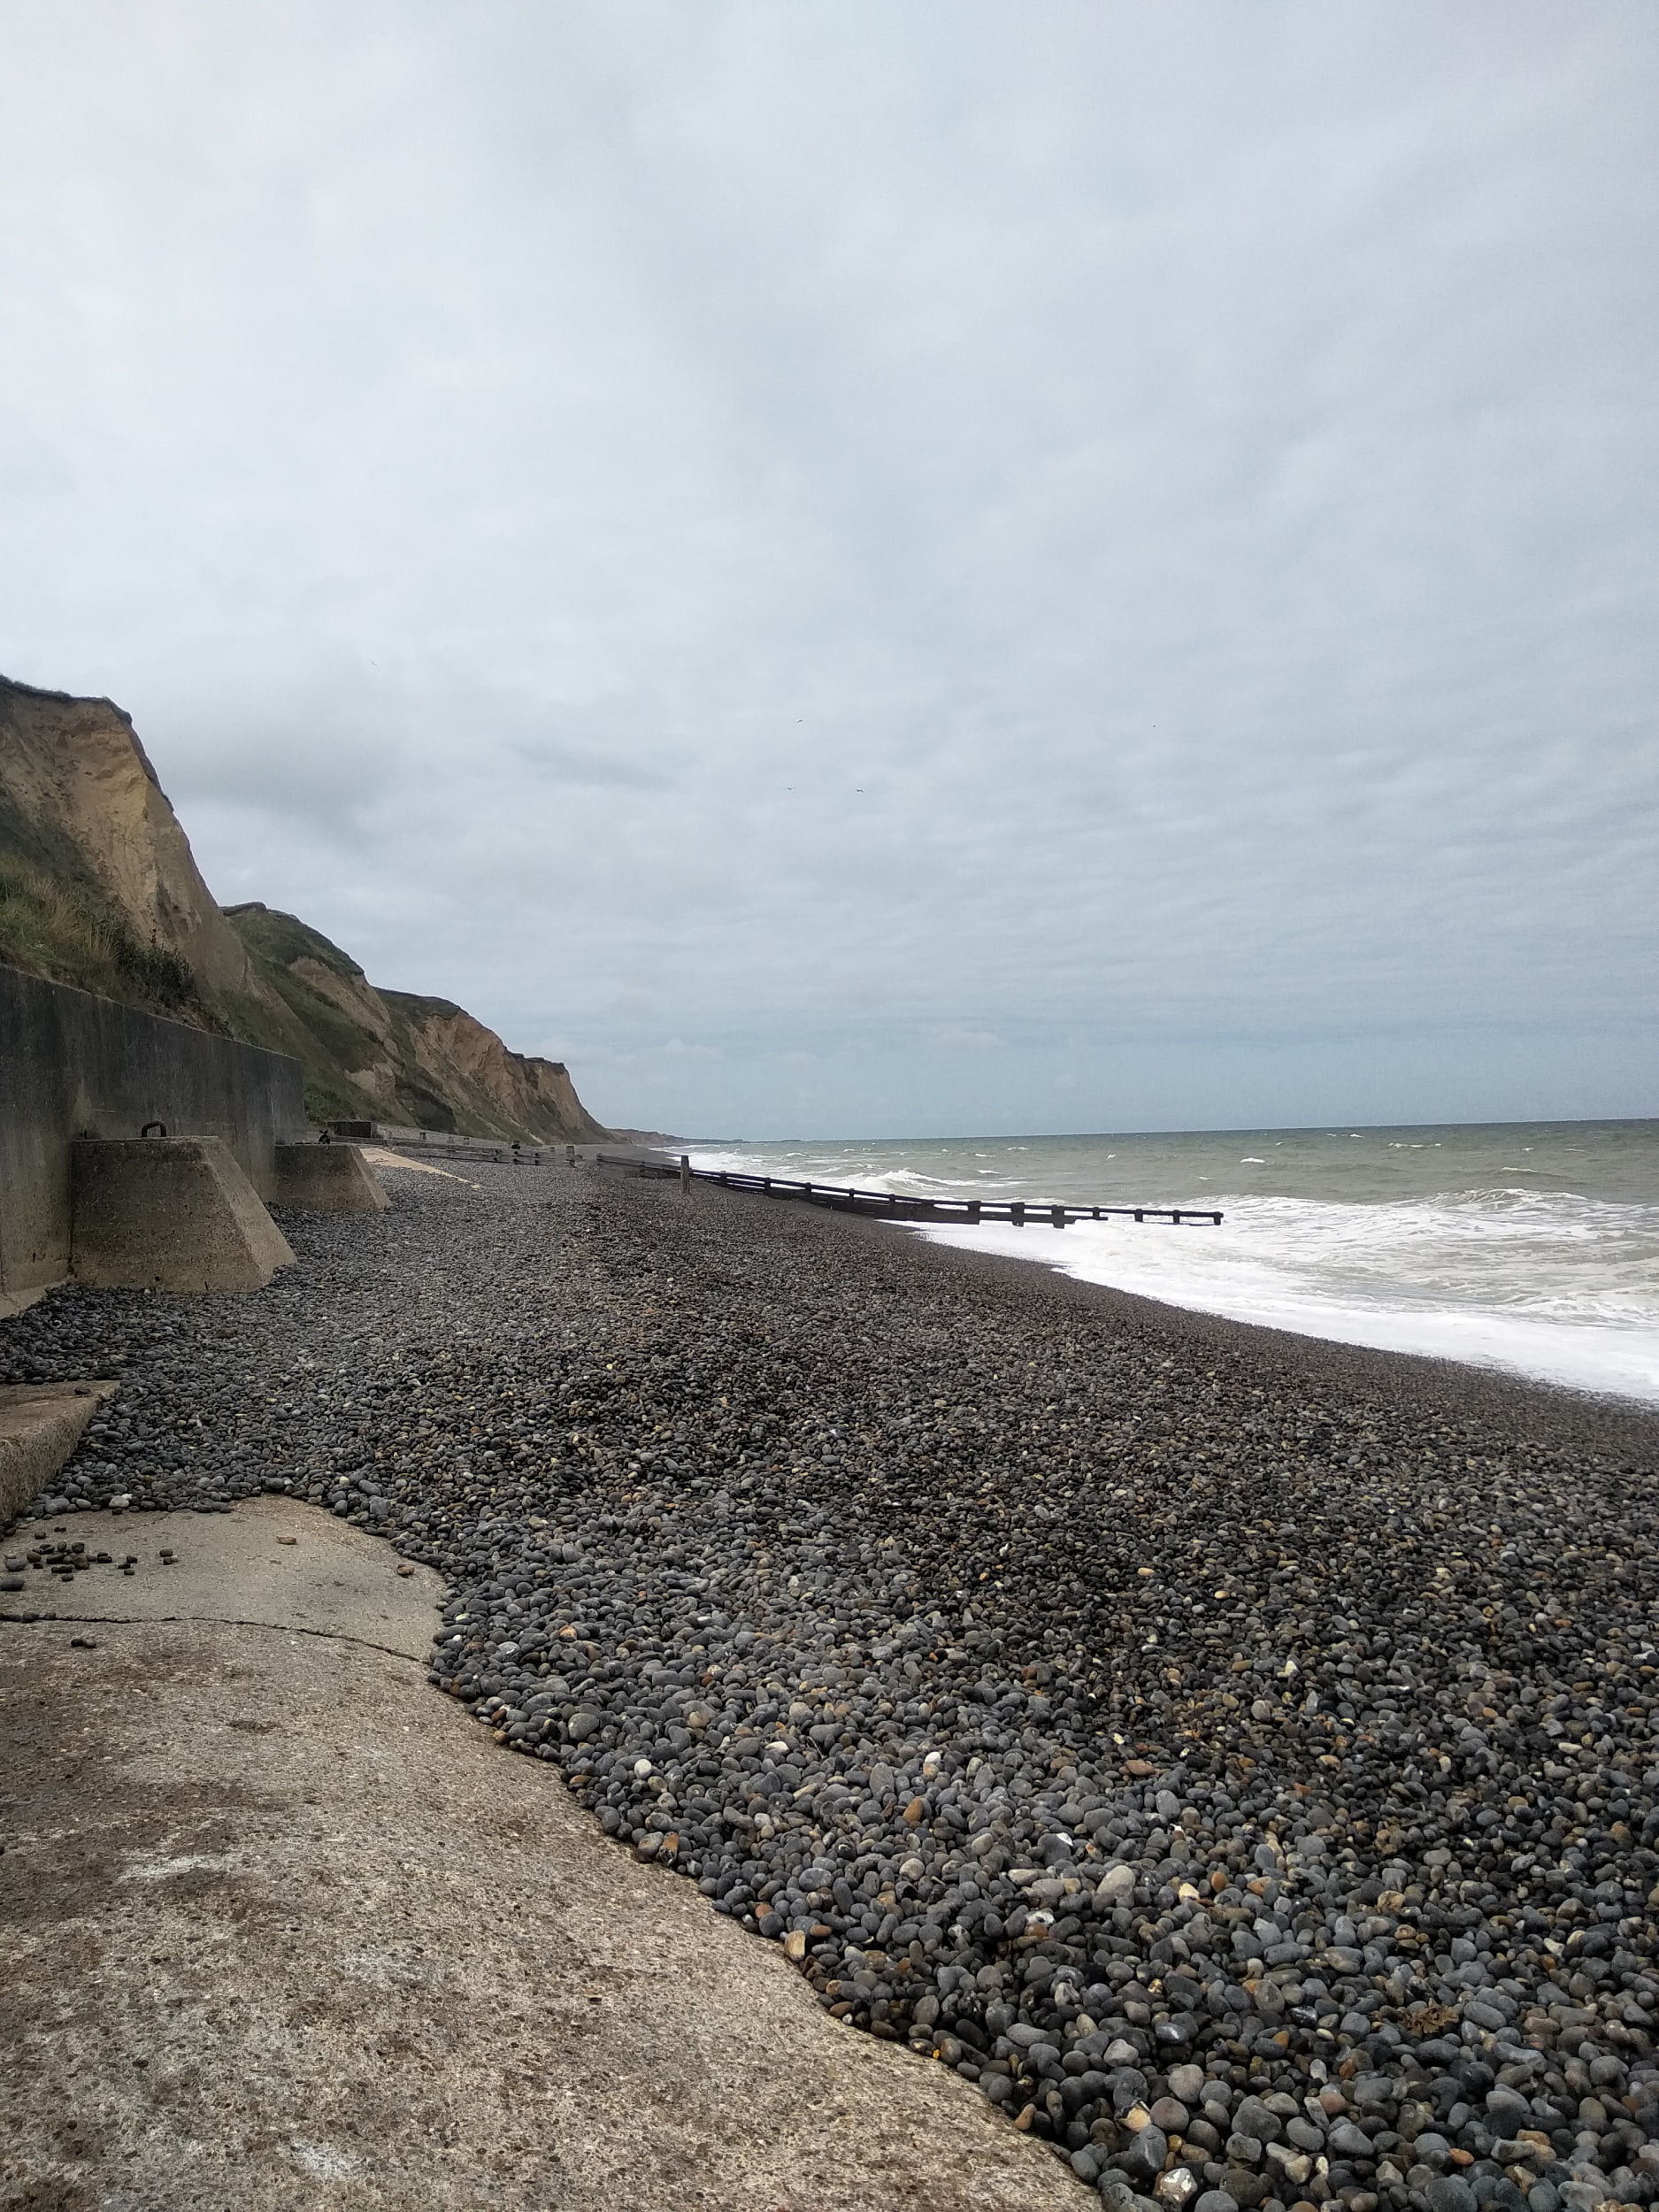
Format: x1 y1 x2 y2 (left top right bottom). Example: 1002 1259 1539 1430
597 1153 1221 1230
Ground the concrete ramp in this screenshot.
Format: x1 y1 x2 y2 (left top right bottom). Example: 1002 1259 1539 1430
0 1500 1087 2212
0 1380 117 1525
273 1140 393 1214
71 1136 296 1292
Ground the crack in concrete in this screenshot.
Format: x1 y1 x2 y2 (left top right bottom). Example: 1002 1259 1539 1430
0 1609 430 1663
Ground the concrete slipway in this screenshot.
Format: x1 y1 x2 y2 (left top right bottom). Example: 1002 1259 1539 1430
0 1498 1087 2212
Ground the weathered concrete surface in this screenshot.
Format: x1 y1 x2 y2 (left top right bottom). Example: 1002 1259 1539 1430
273 1139 393 1214
4 1494 442 1652
0 1379 117 1525
360 1143 476 1183
0 1502 1089 2212
71 1135 296 1292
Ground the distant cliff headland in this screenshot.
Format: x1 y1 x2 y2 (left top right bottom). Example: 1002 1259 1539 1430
0 674 608 1143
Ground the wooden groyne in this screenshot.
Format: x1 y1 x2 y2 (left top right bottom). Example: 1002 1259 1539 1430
597 1151 1221 1228
343 1127 1221 1228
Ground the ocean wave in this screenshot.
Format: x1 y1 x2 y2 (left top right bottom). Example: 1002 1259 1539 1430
687 1148 1004 1197
908 1189 1659 1403
685 1135 1659 1402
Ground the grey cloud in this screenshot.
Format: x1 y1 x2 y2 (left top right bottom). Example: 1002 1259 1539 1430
0 0 1654 1135
930 1029 1002 1056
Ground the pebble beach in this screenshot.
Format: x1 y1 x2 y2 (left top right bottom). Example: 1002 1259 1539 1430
5 1159 1659 2212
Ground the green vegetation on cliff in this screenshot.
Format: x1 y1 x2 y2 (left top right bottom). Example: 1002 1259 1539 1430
0 790 212 1025
218 904 394 1125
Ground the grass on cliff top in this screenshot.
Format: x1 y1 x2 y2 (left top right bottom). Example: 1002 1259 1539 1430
224 901 366 981
220 918 396 1127
380 987 468 1021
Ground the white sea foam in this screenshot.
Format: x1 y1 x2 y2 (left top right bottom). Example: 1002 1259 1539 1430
687 1134 1659 1403
910 1190 1659 1404
687 1125 1659 1403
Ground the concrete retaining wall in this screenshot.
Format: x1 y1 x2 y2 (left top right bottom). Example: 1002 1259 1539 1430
0 964 305 1304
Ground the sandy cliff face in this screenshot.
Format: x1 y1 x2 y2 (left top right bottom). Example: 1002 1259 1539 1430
0 675 610 1141
0 677 288 1028
524 1055 597 1135
385 994 607 1143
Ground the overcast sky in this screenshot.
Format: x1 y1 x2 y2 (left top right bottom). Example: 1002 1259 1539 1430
2 2 1655 1136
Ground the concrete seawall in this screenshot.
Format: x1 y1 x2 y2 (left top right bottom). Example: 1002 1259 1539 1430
0 962 305 1306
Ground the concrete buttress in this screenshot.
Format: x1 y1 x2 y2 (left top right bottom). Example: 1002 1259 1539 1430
271 1141 391 1214
70 1137 295 1292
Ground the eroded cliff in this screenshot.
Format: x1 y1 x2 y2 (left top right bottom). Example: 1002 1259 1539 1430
0 674 608 1141
227 905 606 1141
0 678 280 1029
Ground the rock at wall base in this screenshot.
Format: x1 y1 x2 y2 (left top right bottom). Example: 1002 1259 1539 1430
272 1141 392 1215
71 1137 296 1293
0 1380 118 1526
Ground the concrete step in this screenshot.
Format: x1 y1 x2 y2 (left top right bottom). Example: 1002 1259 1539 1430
0 1380 117 1527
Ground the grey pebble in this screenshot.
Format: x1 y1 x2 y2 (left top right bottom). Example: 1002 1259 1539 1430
6 1159 1659 2186
1122 2123 1168 2178
1326 2121 1373 2160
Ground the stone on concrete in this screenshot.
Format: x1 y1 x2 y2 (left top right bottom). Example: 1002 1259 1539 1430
0 1500 1088 2212
20 1494 439 1651
71 1135 296 1292
273 1140 392 1214
0 1379 117 1525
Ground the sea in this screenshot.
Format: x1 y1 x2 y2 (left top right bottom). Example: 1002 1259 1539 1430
684 1121 1659 1407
